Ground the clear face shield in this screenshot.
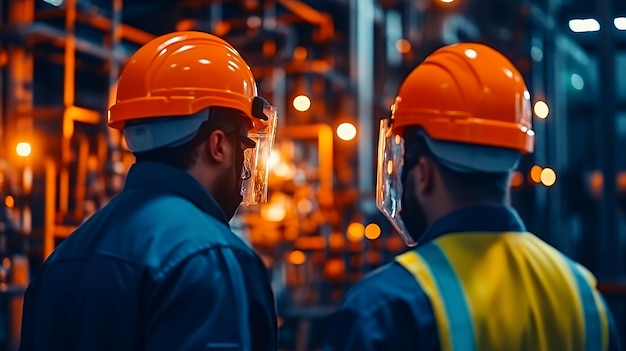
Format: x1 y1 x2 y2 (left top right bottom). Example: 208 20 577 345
240 97 279 206
376 119 417 247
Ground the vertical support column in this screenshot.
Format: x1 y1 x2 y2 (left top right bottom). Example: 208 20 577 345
5 6 34 348
529 31 548 234
43 159 56 259
73 136 89 221
273 68 286 129
7 0 35 161
543 0 570 254
209 2 222 31
597 0 618 277
532 0 569 253
60 0 77 216
350 0 375 209
110 0 122 85
0 3 5 160
8 255 28 351
547 40 569 252
404 0 422 45
106 0 123 195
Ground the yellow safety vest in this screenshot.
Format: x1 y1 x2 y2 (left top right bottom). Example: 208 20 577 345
397 232 609 351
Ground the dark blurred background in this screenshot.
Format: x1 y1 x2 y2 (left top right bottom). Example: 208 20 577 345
0 0 624 349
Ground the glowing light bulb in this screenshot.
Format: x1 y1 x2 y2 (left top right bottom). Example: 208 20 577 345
347 222 364 242
337 123 357 141
534 101 549 119
16 142 31 157
364 223 381 240
541 168 557 187
293 95 311 112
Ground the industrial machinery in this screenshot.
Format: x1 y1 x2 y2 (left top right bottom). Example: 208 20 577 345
0 0 624 349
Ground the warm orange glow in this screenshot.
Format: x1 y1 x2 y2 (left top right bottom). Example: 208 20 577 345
435 0 456 5
364 223 381 240
618 173 626 191
510 171 524 187
588 171 626 198
214 21 232 36
273 162 296 179
296 198 313 214
324 258 345 279
293 46 308 61
540 167 557 187
288 250 306 265
533 101 549 119
4 196 14 209
23 166 33 194
270 150 296 179
395 39 412 54
16 142 31 157
589 171 602 198
347 222 364 242
295 236 326 250
269 150 281 168
386 235 405 252
293 95 311 112
263 41 277 57
367 251 381 265
530 165 542 183
261 203 286 222
247 16 262 29
387 160 394 175
337 122 357 141
329 232 345 249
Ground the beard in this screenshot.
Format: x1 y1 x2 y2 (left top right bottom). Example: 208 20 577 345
220 188 243 221
400 172 429 243
214 152 245 221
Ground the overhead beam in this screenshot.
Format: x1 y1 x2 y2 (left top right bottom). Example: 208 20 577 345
277 0 334 41
34 8 155 45
11 23 129 62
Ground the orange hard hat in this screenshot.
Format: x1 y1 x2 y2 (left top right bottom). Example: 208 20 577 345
108 31 261 131
390 42 534 153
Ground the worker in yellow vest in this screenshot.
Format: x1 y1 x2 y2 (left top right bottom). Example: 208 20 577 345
323 42 621 351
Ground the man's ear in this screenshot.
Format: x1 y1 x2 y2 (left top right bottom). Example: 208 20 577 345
203 129 228 164
415 156 435 196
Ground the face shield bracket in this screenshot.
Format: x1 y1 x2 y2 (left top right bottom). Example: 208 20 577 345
252 96 271 121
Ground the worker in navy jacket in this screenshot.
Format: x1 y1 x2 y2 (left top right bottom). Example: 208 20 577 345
323 43 621 351
20 31 279 351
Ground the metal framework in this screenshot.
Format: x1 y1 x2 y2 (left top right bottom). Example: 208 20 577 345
0 0 624 348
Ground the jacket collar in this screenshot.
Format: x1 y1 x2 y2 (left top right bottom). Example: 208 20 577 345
419 204 527 246
123 162 229 224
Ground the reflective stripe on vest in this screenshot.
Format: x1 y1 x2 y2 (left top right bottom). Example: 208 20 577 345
396 243 475 351
396 233 608 351
565 259 607 351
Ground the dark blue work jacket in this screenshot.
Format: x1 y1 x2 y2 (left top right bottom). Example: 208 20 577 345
20 162 277 351
323 205 621 351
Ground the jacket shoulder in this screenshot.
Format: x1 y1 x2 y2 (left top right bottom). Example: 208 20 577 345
60 190 253 277
343 262 425 313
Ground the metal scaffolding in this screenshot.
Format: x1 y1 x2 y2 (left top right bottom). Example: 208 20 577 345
0 0 624 348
